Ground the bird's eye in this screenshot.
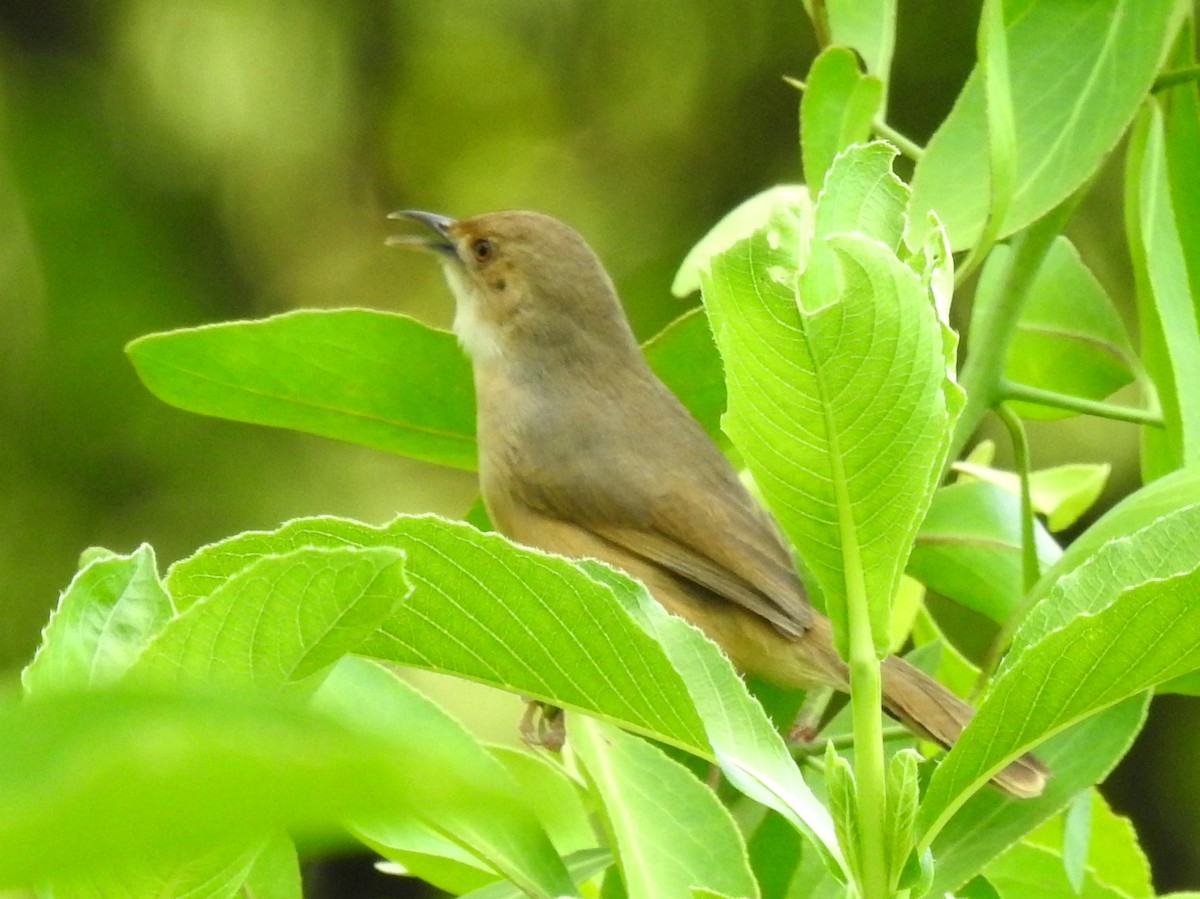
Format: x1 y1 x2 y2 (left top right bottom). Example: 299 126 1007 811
471 238 493 262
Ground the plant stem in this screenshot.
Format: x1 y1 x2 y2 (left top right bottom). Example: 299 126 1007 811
946 196 1081 466
871 120 924 161
974 405 1040 694
791 725 911 756
1153 65 1200 92
841 530 888 898
1001 380 1164 427
997 404 1038 595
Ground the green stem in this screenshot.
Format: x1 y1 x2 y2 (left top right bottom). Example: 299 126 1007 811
871 120 924 162
1153 65 1200 93
791 725 911 756
782 76 923 163
1001 380 1164 427
946 195 1082 466
998 404 1038 595
824 398 887 897
974 405 1039 694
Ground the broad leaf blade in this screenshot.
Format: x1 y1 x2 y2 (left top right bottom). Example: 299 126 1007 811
925 694 1149 897
642 308 727 442
701 144 959 657
996 238 1139 421
909 0 1181 250
1128 100 1200 479
164 514 840 862
318 658 577 898
919 562 1200 841
127 309 478 469
0 688 469 888
571 716 758 899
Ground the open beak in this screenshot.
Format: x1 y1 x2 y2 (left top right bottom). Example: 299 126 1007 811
385 210 458 255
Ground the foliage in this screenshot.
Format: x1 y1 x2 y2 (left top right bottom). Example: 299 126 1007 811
6 2 1200 898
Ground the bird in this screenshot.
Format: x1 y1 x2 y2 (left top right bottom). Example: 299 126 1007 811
389 208 1048 798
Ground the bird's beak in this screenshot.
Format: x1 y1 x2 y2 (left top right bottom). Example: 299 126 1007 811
385 210 458 256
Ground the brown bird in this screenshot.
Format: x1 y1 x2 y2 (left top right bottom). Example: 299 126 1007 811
390 208 1048 798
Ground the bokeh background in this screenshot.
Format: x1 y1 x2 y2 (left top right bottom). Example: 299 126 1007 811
0 0 1196 894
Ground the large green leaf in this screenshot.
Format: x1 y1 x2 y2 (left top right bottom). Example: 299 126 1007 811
909 0 1181 250
923 694 1149 897
698 143 959 656
128 307 730 471
1020 791 1152 899
1127 99 1200 479
126 309 478 469
0 688 477 889
316 657 577 898
919 558 1200 843
571 716 758 899
984 842 1127 899
1014 503 1200 658
994 237 1139 420
22 544 173 695
163 514 841 864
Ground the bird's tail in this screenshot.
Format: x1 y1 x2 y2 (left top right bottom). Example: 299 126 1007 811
880 655 1049 798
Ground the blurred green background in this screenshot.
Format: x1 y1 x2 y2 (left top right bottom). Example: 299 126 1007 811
0 0 1195 892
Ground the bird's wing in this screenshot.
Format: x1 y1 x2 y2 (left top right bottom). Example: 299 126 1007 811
515 430 813 637
593 472 812 636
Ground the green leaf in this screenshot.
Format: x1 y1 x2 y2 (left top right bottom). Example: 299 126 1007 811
800 48 883 195
50 843 265 899
0 687 484 889
1040 467 1200 580
994 237 1139 421
571 716 758 899
316 657 576 898
457 850 613 899
1061 790 1092 894
672 186 810 297
490 746 596 857
135 545 408 687
642 308 727 442
1015 502 1200 658
127 309 477 468
164 514 840 864
959 0 1016 277
746 812 803 899
909 481 1061 626
22 544 172 695
824 745 862 891
958 876 1004 899
984 840 1128 898
701 143 959 657
1164 31 1200 385
807 0 897 92
919 557 1200 842
1022 791 1152 899
910 0 1181 250
925 694 1149 896
243 834 303 899
128 307 729 473
1128 99 1200 479
953 460 1112 532
884 750 920 892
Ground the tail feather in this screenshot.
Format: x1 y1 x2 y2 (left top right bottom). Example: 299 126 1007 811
881 655 1049 799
